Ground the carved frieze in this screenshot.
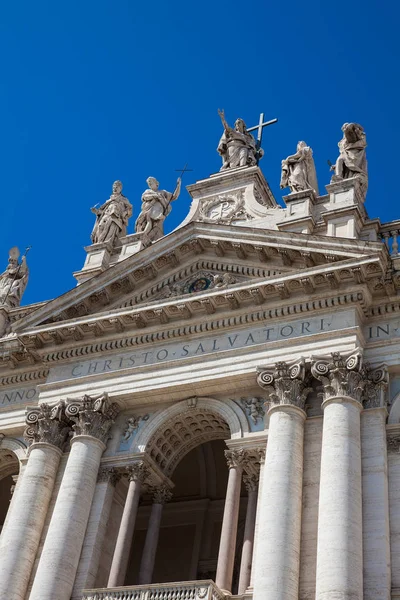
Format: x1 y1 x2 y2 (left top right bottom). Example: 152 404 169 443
257 359 311 411
122 414 149 443
65 392 120 445
240 397 265 425
24 401 71 449
198 192 252 224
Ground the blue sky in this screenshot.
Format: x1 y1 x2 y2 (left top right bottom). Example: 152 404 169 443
0 0 399 305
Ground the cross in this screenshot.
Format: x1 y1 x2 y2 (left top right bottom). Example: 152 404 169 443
175 162 193 179
247 113 278 152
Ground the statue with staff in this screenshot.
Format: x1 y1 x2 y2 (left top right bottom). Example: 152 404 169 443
0 247 30 308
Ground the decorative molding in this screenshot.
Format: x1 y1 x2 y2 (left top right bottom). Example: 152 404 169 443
24 401 71 449
65 392 120 445
257 359 311 411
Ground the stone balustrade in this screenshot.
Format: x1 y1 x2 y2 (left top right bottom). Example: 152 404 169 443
82 580 226 600
379 221 400 255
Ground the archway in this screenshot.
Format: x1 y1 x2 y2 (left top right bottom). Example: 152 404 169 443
0 447 20 533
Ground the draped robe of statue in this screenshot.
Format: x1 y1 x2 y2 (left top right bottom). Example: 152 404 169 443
217 121 259 171
331 122 368 194
0 251 29 308
280 141 319 195
91 182 132 246
135 177 181 243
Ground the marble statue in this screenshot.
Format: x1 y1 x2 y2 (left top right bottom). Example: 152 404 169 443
280 141 319 195
91 181 132 246
331 123 368 192
0 247 29 308
135 176 181 243
217 109 261 171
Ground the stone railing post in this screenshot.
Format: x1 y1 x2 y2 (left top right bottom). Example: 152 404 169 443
215 448 245 594
253 359 310 600
138 485 173 585
311 350 366 600
0 401 70 600
108 461 150 587
238 471 259 595
71 466 122 599
29 393 119 600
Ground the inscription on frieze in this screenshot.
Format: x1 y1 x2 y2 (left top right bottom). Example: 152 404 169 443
47 312 356 383
0 386 38 408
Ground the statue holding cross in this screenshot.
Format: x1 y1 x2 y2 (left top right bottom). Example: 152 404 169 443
217 109 277 171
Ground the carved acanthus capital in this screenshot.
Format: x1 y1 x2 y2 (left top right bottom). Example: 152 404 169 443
24 401 70 449
152 485 173 505
387 435 400 454
224 448 246 469
66 392 120 445
97 466 121 486
243 473 259 492
311 350 370 404
127 461 149 484
257 359 310 411
362 364 389 409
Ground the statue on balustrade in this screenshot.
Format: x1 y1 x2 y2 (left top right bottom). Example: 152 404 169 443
0 247 29 308
217 109 262 171
91 180 133 246
330 122 368 194
135 176 181 243
280 141 319 195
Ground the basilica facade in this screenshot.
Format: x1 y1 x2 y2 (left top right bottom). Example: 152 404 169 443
0 117 398 600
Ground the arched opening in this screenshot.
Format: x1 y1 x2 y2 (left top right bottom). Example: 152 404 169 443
0 448 19 534
124 438 248 590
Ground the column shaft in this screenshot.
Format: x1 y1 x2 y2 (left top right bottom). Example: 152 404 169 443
249 457 265 589
238 485 258 594
0 443 61 600
138 502 164 584
253 405 306 600
215 454 243 594
361 407 391 600
108 470 145 587
29 435 106 600
316 397 363 600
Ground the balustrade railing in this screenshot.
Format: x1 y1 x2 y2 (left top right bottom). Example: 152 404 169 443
82 580 226 600
379 221 400 256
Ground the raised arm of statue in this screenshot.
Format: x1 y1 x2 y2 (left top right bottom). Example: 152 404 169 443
172 177 182 201
218 108 231 132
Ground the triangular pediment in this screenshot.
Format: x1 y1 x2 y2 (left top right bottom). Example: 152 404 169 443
10 221 388 337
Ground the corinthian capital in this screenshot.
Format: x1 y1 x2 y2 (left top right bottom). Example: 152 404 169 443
66 392 120 445
152 485 173 505
127 461 149 483
257 358 310 411
311 349 366 403
24 401 71 449
362 364 388 409
224 448 246 469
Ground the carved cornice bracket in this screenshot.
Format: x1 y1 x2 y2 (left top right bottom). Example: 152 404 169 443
257 358 311 411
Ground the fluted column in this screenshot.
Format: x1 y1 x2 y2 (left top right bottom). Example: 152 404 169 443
311 350 369 600
71 466 121 599
29 393 119 600
361 366 390 600
215 448 245 594
138 485 172 584
0 402 70 600
108 461 149 587
238 472 259 595
253 359 310 600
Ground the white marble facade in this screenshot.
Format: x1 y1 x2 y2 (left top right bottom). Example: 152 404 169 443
1 132 400 600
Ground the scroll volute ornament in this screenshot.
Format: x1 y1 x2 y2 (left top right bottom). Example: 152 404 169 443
311 349 367 403
65 392 120 445
257 358 311 411
24 401 71 449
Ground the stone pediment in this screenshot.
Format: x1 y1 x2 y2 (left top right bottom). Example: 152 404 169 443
8 221 388 341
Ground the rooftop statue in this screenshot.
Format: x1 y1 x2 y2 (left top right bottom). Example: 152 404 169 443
135 176 181 243
91 180 132 246
217 109 262 171
330 123 368 194
280 141 319 195
0 247 29 308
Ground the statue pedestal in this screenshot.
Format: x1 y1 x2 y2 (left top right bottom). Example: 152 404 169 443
278 189 317 234
325 176 365 206
118 233 152 262
73 240 114 285
321 178 366 240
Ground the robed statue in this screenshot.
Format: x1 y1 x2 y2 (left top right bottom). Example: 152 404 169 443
331 123 368 194
217 109 262 171
135 176 181 243
0 247 29 308
91 180 132 246
280 141 319 195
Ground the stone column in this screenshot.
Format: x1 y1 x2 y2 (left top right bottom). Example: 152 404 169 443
238 472 259 595
0 402 70 600
29 393 119 600
215 448 245 594
311 350 367 600
107 461 149 587
71 466 121 599
249 449 265 590
138 485 172 585
361 366 390 600
253 360 309 600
